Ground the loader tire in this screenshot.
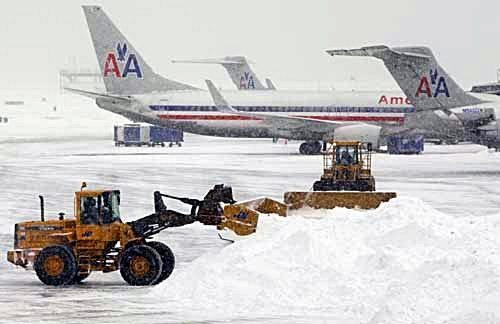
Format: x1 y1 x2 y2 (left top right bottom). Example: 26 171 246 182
147 241 175 284
34 245 77 286
70 273 90 284
120 245 163 286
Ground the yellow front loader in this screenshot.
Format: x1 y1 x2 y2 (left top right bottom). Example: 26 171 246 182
7 183 275 286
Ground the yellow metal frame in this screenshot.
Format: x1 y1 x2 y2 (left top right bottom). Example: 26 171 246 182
321 140 372 181
9 187 138 274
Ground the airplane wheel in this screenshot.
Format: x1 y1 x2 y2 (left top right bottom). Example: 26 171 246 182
34 245 77 286
147 241 175 284
312 141 322 154
299 142 308 154
299 141 322 155
120 245 163 286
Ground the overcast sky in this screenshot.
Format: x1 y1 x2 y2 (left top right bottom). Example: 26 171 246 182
1 0 500 92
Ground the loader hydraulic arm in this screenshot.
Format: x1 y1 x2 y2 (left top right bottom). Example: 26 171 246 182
154 191 201 216
127 185 236 238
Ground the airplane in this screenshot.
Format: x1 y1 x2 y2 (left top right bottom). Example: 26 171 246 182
68 6 452 155
327 45 500 149
172 57 276 90
171 57 466 142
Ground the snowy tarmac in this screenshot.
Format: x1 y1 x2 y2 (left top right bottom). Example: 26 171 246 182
0 96 500 323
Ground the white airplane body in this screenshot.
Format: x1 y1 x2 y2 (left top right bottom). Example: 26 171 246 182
90 87 413 143
142 90 411 126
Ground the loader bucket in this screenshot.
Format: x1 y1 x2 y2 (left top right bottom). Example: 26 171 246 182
284 191 397 210
219 198 288 236
236 197 288 217
219 204 260 236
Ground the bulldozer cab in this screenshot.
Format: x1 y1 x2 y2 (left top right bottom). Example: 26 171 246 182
76 190 121 226
322 141 372 181
74 189 123 245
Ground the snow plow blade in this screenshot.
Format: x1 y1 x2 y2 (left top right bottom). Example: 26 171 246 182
284 191 397 210
219 198 288 236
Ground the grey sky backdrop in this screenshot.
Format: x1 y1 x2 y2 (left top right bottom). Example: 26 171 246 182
1 0 500 92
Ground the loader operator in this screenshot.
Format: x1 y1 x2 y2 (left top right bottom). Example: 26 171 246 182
82 197 99 225
102 193 121 224
340 149 353 165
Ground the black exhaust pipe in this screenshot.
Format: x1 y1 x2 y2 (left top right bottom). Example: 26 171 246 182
39 195 45 222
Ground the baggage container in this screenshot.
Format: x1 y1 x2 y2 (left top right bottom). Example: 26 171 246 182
387 135 424 154
150 126 183 147
114 124 183 147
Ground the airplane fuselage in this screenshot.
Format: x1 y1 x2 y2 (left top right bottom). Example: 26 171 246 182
95 89 499 141
98 89 412 140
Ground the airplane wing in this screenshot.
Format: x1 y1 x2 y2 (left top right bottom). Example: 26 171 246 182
64 87 133 104
204 80 353 132
265 78 277 90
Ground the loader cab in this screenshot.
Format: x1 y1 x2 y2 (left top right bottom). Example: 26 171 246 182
314 140 375 191
335 145 359 166
76 190 121 225
322 141 372 180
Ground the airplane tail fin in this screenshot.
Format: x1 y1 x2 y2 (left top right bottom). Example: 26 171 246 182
327 45 484 110
82 5 197 95
172 56 268 90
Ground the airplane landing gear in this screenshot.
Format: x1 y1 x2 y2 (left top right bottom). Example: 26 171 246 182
299 141 323 155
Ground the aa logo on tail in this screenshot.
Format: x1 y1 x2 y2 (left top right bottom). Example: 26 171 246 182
103 43 143 78
415 69 449 98
239 72 256 89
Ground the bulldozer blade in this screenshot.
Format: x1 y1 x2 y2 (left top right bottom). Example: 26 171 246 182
219 204 259 236
284 191 397 210
236 197 289 217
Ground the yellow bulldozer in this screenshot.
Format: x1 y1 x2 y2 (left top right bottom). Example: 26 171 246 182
284 140 396 209
7 183 272 286
313 140 375 191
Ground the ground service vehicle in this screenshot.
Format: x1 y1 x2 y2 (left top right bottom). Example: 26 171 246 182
7 183 255 286
313 140 376 191
284 140 396 210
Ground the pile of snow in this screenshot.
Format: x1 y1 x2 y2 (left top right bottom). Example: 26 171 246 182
150 197 500 323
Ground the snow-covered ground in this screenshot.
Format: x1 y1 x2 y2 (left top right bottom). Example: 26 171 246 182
0 94 499 323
